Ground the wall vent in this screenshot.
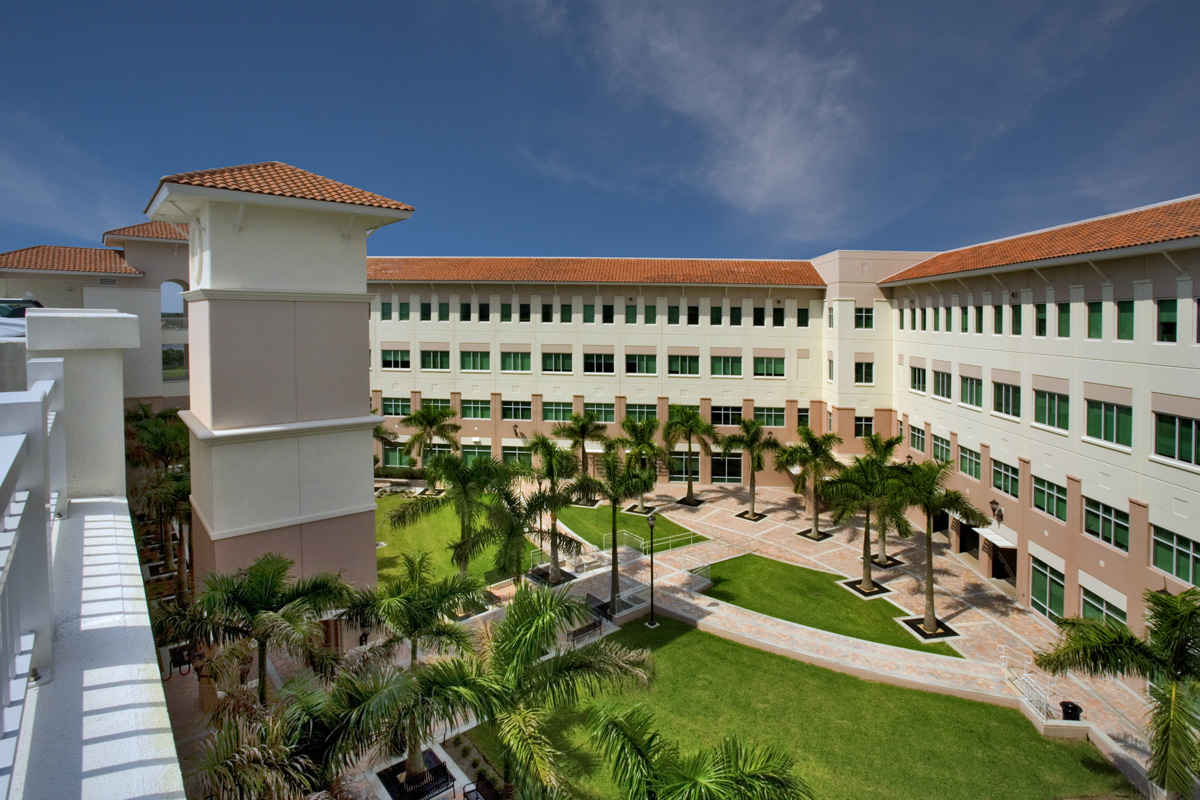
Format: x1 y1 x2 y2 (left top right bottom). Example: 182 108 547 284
98 277 117 287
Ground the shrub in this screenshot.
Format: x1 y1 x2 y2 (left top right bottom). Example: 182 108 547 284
373 466 427 480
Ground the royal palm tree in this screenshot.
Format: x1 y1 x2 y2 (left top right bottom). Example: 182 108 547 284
399 404 461 487
526 433 586 583
903 460 990 635
773 425 843 538
132 413 189 473
616 416 667 514
588 702 812 800
452 584 652 798
824 434 907 594
580 449 656 609
152 552 349 705
1035 588 1200 799
720 418 780 520
168 471 192 601
662 405 719 506
552 411 609 500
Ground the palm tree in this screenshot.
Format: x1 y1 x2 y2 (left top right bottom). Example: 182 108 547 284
662 405 719 506
580 449 656 609
399 404 461 487
452 584 652 798
1035 588 1200 799
720 418 780 520
616 416 667 513
588 702 812 800
552 411 609 500
168 471 192 601
152 552 349 705
387 453 509 575
773 426 843 538
824 434 906 594
526 433 586 583
903 460 990 635
133 413 189 473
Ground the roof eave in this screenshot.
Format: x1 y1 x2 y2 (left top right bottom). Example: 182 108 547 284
101 233 186 247
365 277 826 288
0 267 143 277
146 182 414 223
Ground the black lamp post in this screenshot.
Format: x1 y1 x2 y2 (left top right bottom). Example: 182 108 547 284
645 510 658 628
359 619 372 647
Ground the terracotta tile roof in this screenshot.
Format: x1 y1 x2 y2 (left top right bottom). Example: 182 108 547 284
103 221 188 241
0 246 141 275
155 162 414 212
366 256 824 286
881 195 1200 284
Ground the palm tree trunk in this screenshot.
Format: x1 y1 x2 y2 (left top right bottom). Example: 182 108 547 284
923 512 937 634
810 486 820 535
878 527 888 563
174 518 187 601
749 471 757 518
257 638 268 706
637 492 646 514
410 641 419 669
861 511 874 592
549 514 561 583
160 515 176 572
609 501 620 608
685 438 695 503
405 716 427 781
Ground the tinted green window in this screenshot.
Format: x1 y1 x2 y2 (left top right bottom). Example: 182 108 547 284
560 304 572 323
993 460 1019 497
1158 299 1178 342
584 403 615 422
1057 303 1070 337
975 306 983 333
438 302 450 321
1031 557 1065 619
626 354 657 374
461 400 491 419
797 308 809 327
420 350 449 370
626 305 638 324
645 305 656 324
1082 588 1126 624
381 302 392 320
542 352 572 372
1156 413 1200 465
1087 301 1102 338
711 356 742 376
1011 304 1022 335
500 303 513 322
668 355 699 375
625 404 657 421
543 402 573 421
710 306 722 325
1034 391 1069 430
460 302 471 321
542 303 553 322
583 304 595 323
960 306 969 332
1153 525 1200 585
993 305 1003 334
994 382 1021 417
421 302 432 321
755 407 785 426
500 351 531 371
959 446 981 479
1084 498 1129 551
730 307 742 326
1033 476 1068 521
1034 304 1047 336
960 376 983 407
932 307 940 332
381 397 410 416
1086 400 1132 446
668 306 680 325
753 357 784 377
460 350 490 371
1116 300 1134 340
502 401 532 420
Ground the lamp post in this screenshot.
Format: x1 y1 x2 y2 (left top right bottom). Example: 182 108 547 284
359 619 372 647
645 510 658 628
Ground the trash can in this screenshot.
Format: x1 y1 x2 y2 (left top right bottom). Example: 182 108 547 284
1060 701 1082 721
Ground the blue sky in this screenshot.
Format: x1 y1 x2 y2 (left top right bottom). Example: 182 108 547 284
1 0 1197 261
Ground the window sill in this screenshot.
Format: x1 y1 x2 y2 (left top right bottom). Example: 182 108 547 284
462 417 491 422
959 402 982 412
584 372 617 376
420 369 450 373
461 369 490 374
542 371 573 376
910 389 927 396
1082 533 1130 556
753 375 786 380
625 374 659 378
500 371 533 375
1081 436 1132 455
854 383 875 388
989 411 1021 423
1149 454 1200 477
668 374 701 378
931 394 952 404
712 374 744 379
1030 422 1069 437
381 368 411 372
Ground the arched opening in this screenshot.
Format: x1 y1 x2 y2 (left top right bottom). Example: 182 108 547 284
161 280 188 383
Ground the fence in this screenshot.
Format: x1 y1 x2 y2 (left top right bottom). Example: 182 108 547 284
998 644 1061 719
601 528 705 555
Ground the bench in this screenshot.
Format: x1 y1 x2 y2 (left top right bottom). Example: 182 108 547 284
568 617 603 646
464 772 503 800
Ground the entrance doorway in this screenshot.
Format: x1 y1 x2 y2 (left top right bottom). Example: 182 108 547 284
992 545 1017 586
958 525 980 560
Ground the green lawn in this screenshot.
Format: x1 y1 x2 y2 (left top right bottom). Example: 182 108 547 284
375 494 534 585
470 619 1134 800
557 505 705 553
704 554 961 657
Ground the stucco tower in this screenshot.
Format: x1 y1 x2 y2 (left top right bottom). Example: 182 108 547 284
146 162 413 586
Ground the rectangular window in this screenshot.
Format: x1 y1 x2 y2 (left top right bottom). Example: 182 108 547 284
602 305 614 324
626 404 657 421
932 307 940 332
500 351 532 372
855 362 874 384
542 352 572 373
478 303 490 322
422 398 451 412
687 306 700 325
668 306 680 325
542 303 553 323
854 307 874 329
1084 498 1129 551
382 446 411 468
855 416 874 436
626 304 638 324
1057 303 1070 337
459 302 471 322
829 305 835 328
961 376 983 408
583 353 615 374
381 302 392 321
1011 304 1023 335
773 307 785 327
461 400 491 419
1116 300 1134 340
1033 476 1068 521
542 402 573 422
755 407 785 427
420 302 432 321
668 355 700 376
1035 303 1047 337
932 434 951 463
461 350 490 371
1086 400 1132 447
909 308 916 329
711 453 742 483
975 306 983 333
583 304 595 323
503 446 532 467
439 302 450 321
827 359 834 381
993 460 1019 497
798 408 810 428
933 371 952 399
518 303 531 322
1158 299 1178 342
898 307 905 330
382 349 410 370
993 305 1003 334
994 382 1021 418
460 444 491 466
584 403 615 422
753 307 766 327
920 308 927 331
1153 525 1200 585
1087 301 1102 339
711 356 743 377
669 453 699 482
501 303 513 322
1082 588 1126 625
626 354 657 375
710 306 722 325
897 419 904 441
1156 413 1200 466
502 401 532 420
730 307 743 326
1034 390 1069 431
753 357 785 377
420 350 450 370
669 405 700 421
959 446 981 479
960 306 969 333
395 302 410 321
645 304 657 324
711 406 742 426
1031 557 1065 620
910 366 927 393
560 304 571 323
910 426 925 452
381 397 410 416
797 308 810 327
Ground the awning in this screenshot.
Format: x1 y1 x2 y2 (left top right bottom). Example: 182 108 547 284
977 522 1017 549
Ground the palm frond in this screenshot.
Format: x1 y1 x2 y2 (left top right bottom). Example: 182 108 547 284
586 702 673 799
1034 616 1163 678
387 493 449 528
1145 678 1200 796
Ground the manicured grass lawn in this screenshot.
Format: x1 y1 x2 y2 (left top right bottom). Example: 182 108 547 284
375 494 533 585
557 505 705 553
705 553 962 658
469 619 1134 800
